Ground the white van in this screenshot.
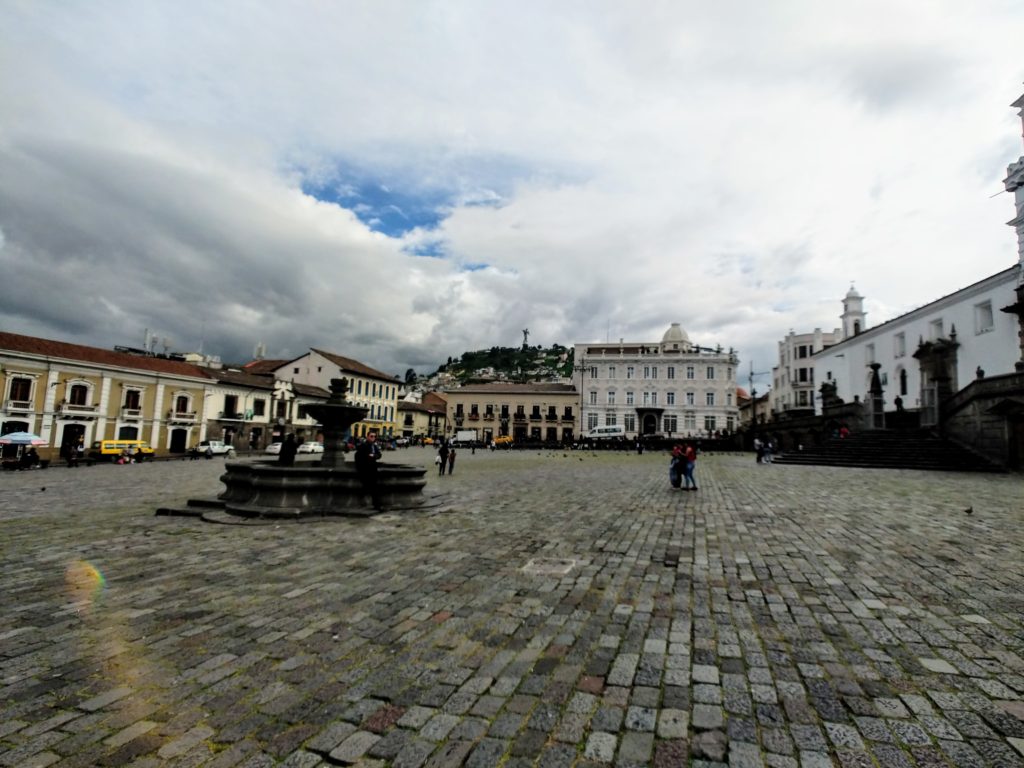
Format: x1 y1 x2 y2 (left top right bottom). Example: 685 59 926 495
586 425 626 440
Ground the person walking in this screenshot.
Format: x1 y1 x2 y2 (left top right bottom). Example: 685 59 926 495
355 431 383 509
447 445 456 475
682 442 698 491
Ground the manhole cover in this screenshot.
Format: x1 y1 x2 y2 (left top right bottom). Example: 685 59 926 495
521 557 577 575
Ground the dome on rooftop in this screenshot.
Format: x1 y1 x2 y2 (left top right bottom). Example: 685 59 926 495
661 323 689 343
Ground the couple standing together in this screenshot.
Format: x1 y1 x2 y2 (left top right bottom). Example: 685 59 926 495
670 443 698 491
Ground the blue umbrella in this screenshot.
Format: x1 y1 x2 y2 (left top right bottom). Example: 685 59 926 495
0 431 48 446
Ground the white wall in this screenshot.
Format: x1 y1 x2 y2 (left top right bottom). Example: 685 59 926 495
813 268 1020 413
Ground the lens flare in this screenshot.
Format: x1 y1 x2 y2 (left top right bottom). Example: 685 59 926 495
65 560 106 603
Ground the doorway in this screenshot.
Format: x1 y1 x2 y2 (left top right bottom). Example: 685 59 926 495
170 428 188 453
60 423 86 458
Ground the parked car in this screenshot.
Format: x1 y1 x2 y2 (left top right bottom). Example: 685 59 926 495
264 442 282 455
493 435 514 447
192 440 235 458
297 441 324 454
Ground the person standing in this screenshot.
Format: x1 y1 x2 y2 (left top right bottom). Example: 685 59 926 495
682 442 698 491
278 434 298 467
355 431 383 509
437 440 449 476
447 444 456 475
669 444 683 489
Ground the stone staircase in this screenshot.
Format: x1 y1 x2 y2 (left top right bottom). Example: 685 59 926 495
772 429 1004 472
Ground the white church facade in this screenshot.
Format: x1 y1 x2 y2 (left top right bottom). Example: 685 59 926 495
811 270 1021 424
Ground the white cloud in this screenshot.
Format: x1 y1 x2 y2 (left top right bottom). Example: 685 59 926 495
0 1 1022 385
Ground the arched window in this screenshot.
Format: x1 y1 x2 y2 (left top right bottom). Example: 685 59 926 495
124 389 142 409
175 395 190 413
7 377 32 402
69 384 89 405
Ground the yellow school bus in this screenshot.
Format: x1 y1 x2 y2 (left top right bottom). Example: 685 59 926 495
89 439 155 462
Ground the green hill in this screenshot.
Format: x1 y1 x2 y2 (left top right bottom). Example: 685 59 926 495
435 344 574 383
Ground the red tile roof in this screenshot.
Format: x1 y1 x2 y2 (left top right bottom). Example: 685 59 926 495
311 348 399 382
0 331 212 379
242 359 288 375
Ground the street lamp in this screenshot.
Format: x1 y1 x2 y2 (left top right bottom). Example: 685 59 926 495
572 358 589 437
747 362 768 430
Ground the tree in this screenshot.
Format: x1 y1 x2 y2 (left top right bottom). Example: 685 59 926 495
405 368 416 384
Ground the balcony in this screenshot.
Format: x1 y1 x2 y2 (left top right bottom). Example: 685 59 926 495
545 412 558 421
58 402 99 419
121 407 143 420
561 413 574 422
529 413 542 421
4 399 33 413
513 413 526 421
468 413 480 421
483 413 495 421
218 411 245 421
168 410 198 424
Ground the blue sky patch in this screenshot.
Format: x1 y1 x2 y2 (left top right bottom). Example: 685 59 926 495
297 153 536 239
302 174 450 237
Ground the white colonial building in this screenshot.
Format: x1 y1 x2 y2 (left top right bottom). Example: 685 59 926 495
771 325 844 416
575 323 740 438
812 268 1021 424
275 348 401 438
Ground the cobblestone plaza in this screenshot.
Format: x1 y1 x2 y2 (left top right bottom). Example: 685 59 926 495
2 450 1023 767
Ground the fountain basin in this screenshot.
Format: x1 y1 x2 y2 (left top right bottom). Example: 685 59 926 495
218 460 430 518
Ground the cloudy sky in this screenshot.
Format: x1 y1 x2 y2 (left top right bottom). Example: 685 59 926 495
2 2 1022 388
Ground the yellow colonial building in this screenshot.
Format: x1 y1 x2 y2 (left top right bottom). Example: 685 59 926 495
0 331 211 459
443 382 578 444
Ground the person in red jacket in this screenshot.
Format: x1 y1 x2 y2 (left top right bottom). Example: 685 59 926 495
682 443 698 491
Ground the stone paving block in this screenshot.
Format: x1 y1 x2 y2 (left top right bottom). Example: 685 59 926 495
77 687 133 712
156 724 214 760
584 731 617 763
391 737 435 768
103 720 159 748
692 703 725 731
328 730 380 763
726 742 762 768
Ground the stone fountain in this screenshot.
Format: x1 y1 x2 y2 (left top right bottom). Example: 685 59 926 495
210 378 432 519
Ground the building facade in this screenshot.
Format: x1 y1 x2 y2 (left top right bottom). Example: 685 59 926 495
1 331 211 457
771 324 844 416
276 348 401 438
0 332 337 458
199 368 328 449
397 392 448 440
575 324 740 438
812 268 1022 424
442 382 577 443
